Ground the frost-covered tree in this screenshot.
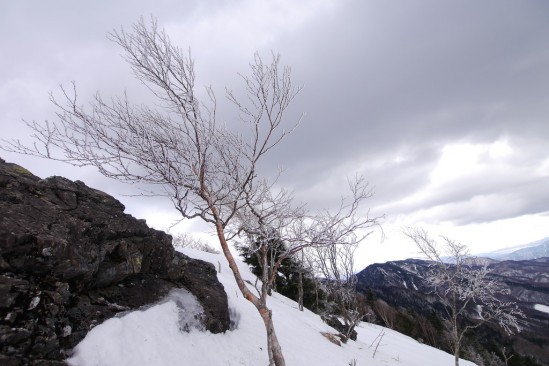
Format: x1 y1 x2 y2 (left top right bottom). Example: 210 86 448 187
310 237 364 343
2 17 381 366
171 233 219 254
404 228 524 366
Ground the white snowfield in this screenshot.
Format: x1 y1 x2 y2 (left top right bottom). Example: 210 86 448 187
534 304 549 314
67 249 475 366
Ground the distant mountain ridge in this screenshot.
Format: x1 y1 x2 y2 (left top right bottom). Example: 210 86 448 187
356 257 549 366
478 237 549 261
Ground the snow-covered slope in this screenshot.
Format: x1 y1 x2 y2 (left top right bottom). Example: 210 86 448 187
67 249 475 366
480 237 549 260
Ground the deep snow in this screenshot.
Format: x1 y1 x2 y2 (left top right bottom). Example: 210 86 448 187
67 248 476 366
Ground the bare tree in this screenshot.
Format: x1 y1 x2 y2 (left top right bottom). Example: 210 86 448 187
297 249 305 311
404 227 524 366
373 299 396 329
301 247 324 311
309 236 364 343
171 232 219 254
237 175 379 350
415 312 440 347
501 347 513 366
2 17 381 366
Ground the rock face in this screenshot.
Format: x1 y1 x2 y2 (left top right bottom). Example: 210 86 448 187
0 158 230 365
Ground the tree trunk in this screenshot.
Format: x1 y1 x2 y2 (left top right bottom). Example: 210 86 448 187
298 251 304 311
298 269 304 311
213 216 286 366
270 246 277 294
315 281 319 311
259 245 285 366
260 307 286 366
214 221 257 303
452 316 460 366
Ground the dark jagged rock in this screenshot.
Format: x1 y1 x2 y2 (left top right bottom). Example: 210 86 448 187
0 158 230 364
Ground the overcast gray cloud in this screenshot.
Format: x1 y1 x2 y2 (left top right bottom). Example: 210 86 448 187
1 0 548 265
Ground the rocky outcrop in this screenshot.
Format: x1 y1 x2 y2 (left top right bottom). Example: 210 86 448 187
320 315 357 342
0 158 230 365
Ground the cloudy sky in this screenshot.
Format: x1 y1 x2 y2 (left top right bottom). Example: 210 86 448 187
1 0 548 268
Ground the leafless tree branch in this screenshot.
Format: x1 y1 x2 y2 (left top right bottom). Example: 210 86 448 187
404 227 524 366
